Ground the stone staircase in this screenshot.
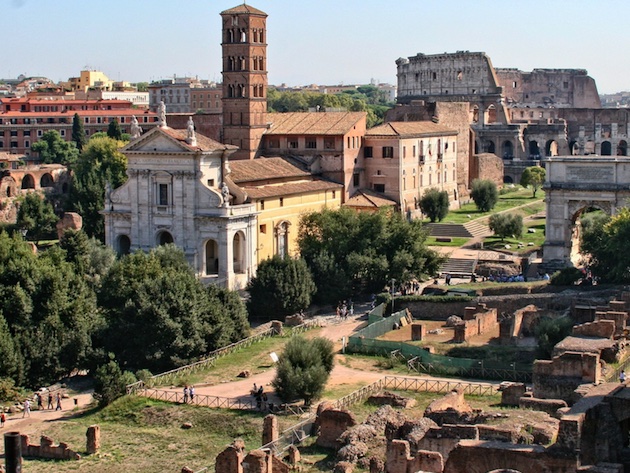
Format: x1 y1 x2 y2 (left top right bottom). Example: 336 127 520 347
463 220 490 238
439 257 477 277
427 223 473 238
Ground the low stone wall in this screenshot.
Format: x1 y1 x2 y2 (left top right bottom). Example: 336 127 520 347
519 397 568 417
453 305 498 343
533 351 600 402
21 434 80 461
572 319 615 338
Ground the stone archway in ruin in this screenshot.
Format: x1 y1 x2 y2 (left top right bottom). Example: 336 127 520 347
542 157 630 268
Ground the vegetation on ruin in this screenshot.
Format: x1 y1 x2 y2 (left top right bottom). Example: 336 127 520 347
31 129 80 166
535 316 575 359
298 207 445 304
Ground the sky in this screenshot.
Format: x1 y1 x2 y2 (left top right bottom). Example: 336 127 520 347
4 0 630 94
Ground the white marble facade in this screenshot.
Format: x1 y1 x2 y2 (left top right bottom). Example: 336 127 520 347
103 125 258 290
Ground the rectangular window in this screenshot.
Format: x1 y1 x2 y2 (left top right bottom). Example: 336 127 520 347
288 140 298 149
0 141 3 148
260 200 265 210
23 130 30 136
403 146 406 158
353 173 359 186
306 139 316 149
84 117 89 124
259 224 267 234
10 130 17 137
364 146 373 158
374 183 385 193
279 197 284 207
382 146 393 158
24 140 30 148
60 130 65 137
10 141 18 148
207 179 215 187
158 183 169 206
413 145 416 157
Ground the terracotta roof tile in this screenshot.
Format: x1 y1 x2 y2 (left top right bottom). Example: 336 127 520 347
366 121 456 138
229 157 310 183
160 127 236 152
243 179 341 199
265 112 366 136
221 4 267 16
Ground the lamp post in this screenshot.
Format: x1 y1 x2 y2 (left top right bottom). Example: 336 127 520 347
390 278 396 313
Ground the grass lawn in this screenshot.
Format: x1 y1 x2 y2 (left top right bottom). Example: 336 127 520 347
21 396 295 473
482 220 546 255
434 187 544 224
425 236 471 247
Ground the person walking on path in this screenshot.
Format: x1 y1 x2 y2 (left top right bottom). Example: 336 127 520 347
0 411 5 427
36 393 43 410
55 392 62 411
22 399 30 418
183 386 189 404
47 393 53 410
189 386 195 403
621 370 626 383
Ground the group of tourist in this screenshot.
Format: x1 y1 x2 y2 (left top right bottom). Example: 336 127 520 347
336 301 354 320
20 391 63 419
182 385 195 404
250 383 268 411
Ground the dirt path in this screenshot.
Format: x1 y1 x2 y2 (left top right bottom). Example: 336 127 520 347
1 392 94 438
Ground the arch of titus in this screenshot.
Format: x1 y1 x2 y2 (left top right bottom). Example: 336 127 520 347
543 156 630 267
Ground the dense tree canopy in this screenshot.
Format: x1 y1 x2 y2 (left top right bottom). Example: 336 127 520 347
298 208 444 303
520 166 546 197
107 118 123 140
267 87 393 128
69 135 128 239
419 188 449 222
98 245 250 372
581 207 630 283
0 232 100 387
470 179 499 212
247 256 316 320
31 130 79 166
16 193 58 243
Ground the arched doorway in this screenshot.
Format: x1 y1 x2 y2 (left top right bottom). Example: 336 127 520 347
545 140 558 157
502 141 513 159
618 140 628 156
503 176 514 184
233 231 245 273
471 106 479 123
484 140 495 154
528 140 540 158
40 173 54 188
116 235 131 255
601 141 612 156
157 231 173 246
485 104 497 124
21 174 35 189
205 239 219 275
569 140 579 155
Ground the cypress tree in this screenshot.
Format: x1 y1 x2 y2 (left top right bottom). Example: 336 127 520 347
72 113 87 151
107 118 123 140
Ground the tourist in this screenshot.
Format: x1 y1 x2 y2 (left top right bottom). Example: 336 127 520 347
189 386 195 403
0 411 5 427
36 393 43 410
47 393 53 410
621 370 626 383
183 386 189 404
55 392 62 411
23 399 30 418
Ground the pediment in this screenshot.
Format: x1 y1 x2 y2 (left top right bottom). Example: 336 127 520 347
123 127 192 154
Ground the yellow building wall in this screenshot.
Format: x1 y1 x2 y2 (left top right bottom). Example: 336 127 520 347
253 187 342 263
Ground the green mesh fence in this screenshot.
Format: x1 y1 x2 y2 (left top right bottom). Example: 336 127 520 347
348 307 532 381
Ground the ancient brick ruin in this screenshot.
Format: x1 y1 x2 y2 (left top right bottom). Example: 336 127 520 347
20 433 80 461
453 303 498 343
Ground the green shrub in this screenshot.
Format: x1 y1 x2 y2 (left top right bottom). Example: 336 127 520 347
550 268 582 286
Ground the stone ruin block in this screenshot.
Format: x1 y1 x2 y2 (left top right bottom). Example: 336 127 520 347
20 433 80 461
386 439 443 473
262 414 278 446
215 439 245 473
411 323 425 341
316 403 357 449
424 389 472 425
286 445 300 465
86 425 100 455
284 314 304 327
242 449 270 473
519 397 568 417
533 351 601 402
477 425 519 443
500 383 527 407
367 391 416 408
572 319 615 339
270 320 283 335
56 212 83 239
333 461 354 473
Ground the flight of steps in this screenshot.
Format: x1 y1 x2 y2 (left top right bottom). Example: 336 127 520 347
427 223 473 238
463 220 490 238
439 257 477 277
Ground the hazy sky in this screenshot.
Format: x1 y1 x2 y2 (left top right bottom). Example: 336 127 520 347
4 0 628 94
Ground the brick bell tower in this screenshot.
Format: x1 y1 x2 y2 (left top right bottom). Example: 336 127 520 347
220 4 268 160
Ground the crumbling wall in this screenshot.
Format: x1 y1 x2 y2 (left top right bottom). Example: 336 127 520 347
385 439 443 473
572 319 615 339
453 304 498 343
316 404 357 449
20 434 80 461
469 153 504 188
533 351 600 402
